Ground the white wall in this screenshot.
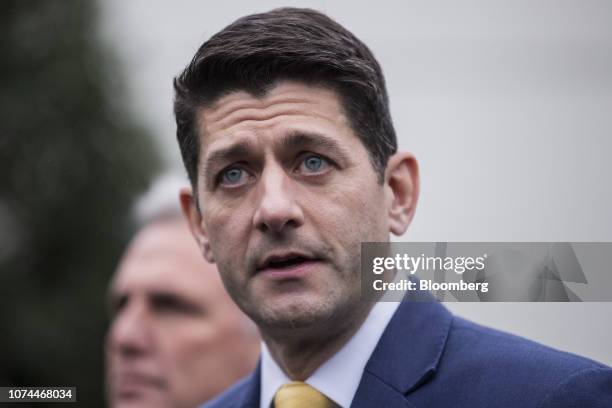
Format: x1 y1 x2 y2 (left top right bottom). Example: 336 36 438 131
97 0 612 365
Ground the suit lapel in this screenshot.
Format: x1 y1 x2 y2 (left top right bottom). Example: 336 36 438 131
247 298 453 408
350 370 417 408
351 299 453 408
236 361 262 408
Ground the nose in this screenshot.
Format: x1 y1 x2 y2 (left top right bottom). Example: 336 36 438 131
108 300 153 358
252 165 304 234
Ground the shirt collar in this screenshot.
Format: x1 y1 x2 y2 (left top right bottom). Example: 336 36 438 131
260 301 400 408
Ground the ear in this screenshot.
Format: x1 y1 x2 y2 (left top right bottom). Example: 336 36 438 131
179 186 215 263
384 152 420 236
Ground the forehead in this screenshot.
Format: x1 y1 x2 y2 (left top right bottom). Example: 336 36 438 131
111 221 221 298
197 81 354 153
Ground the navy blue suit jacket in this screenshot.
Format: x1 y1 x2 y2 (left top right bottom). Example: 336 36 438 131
202 301 612 407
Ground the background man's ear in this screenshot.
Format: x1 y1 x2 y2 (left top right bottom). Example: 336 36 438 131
179 187 215 263
384 152 420 236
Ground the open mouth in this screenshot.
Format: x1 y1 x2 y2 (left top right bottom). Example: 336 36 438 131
257 253 320 275
266 255 310 269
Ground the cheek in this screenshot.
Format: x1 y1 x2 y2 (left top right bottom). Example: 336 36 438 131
348 179 390 238
159 323 217 377
307 178 388 244
204 199 252 260
161 320 245 385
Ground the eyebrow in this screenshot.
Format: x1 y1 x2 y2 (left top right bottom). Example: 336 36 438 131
149 292 205 315
280 131 350 162
202 140 258 183
107 291 126 316
106 290 205 316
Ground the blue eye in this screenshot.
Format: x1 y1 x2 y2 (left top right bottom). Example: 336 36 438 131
302 155 327 173
220 167 245 185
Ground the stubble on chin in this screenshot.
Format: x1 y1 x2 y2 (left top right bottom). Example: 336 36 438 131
248 276 364 335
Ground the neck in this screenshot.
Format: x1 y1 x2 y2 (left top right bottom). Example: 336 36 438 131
261 301 374 380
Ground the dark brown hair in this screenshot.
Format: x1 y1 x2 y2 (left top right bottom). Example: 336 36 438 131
173 7 397 188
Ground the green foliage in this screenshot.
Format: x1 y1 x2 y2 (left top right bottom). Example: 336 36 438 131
0 1 161 405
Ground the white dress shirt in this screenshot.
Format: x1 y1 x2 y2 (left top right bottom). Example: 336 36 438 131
260 301 401 408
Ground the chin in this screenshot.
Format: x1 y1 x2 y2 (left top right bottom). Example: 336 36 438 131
109 386 169 408
254 292 340 329
112 398 166 408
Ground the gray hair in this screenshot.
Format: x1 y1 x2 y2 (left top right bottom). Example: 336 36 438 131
133 173 188 227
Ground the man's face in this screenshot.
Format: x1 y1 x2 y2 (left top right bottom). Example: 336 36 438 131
187 81 394 331
106 219 259 408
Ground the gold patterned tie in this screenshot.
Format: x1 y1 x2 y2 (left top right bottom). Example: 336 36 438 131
273 381 338 408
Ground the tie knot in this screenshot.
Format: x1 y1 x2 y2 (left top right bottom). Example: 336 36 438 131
273 381 337 408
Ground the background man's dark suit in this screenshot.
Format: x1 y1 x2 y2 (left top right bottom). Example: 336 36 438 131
202 300 612 407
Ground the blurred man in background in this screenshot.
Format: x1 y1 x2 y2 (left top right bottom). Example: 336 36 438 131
105 174 260 408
